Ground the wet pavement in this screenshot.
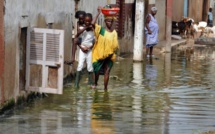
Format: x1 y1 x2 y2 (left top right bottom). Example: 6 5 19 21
1 45 215 134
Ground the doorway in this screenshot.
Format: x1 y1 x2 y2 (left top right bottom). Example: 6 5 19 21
19 27 27 91
202 0 210 21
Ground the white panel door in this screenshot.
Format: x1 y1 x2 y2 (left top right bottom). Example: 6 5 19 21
26 28 64 94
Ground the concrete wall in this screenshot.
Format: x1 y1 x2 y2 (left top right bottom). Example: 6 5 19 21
120 2 135 53
3 0 114 104
4 0 76 102
155 0 166 41
172 0 210 22
78 0 109 17
0 0 4 104
189 0 204 22
172 0 184 21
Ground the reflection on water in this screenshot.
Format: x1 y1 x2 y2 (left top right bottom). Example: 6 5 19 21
91 92 115 134
0 47 215 134
132 62 143 87
144 58 158 89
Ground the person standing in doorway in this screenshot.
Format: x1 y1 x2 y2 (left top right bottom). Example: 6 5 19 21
145 7 159 58
208 8 213 27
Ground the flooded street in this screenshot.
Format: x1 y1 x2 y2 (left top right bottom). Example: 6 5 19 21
1 46 215 134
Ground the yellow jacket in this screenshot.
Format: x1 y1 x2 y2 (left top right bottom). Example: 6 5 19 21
92 24 119 63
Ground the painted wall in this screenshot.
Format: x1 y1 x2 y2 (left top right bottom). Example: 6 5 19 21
3 0 114 103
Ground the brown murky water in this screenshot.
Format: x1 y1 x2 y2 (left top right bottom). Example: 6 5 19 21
0 46 215 134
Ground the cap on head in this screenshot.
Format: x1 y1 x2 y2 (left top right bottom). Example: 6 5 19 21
151 7 158 12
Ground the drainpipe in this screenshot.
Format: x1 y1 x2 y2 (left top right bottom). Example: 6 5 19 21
165 0 172 53
133 0 144 61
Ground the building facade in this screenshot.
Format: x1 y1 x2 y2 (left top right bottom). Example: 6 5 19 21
1 0 115 108
1 0 211 108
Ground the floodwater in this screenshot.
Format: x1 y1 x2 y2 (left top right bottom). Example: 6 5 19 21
1 46 215 134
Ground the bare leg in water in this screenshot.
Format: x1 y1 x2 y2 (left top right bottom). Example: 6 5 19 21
146 47 149 56
104 63 111 91
94 70 100 88
150 47 153 56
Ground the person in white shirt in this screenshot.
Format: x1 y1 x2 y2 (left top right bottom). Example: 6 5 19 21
74 13 95 88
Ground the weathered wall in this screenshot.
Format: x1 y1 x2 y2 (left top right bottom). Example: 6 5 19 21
120 2 135 53
155 0 166 41
172 0 210 22
172 0 184 21
202 0 210 22
188 0 209 22
0 0 4 104
189 0 204 22
4 0 76 102
4 0 115 103
78 0 109 16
